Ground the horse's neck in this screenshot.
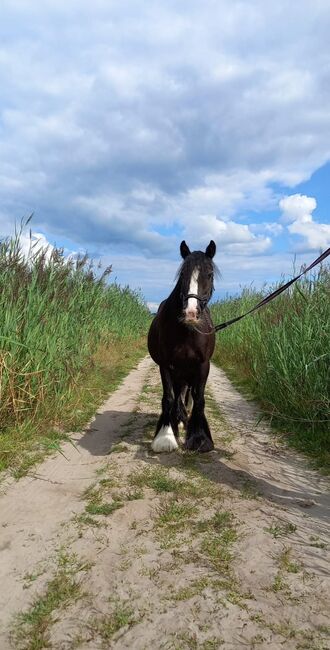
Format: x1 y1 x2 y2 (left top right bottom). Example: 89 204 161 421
163 283 181 314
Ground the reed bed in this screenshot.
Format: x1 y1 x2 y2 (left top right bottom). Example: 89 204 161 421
211 265 330 469
0 230 150 473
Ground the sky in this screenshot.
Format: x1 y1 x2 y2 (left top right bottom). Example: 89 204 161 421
1 0 330 309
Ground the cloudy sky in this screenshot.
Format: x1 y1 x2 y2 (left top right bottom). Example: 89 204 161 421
1 0 330 307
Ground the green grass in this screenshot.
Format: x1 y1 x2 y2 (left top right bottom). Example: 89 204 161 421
80 465 146 522
74 512 103 529
169 577 211 601
195 510 232 533
82 482 124 517
278 547 301 574
309 535 327 550
169 632 223 649
211 265 330 470
11 551 89 650
270 572 290 594
198 510 238 575
128 463 223 501
153 497 198 549
201 528 238 573
128 466 184 493
265 521 297 538
156 498 197 526
93 600 136 642
85 500 123 516
0 225 150 475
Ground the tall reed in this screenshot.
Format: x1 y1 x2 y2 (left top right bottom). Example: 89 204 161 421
0 229 150 432
211 265 330 466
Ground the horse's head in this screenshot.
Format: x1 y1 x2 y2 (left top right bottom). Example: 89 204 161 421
178 240 216 324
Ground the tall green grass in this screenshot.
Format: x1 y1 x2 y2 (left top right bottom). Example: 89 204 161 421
0 229 150 474
211 265 330 469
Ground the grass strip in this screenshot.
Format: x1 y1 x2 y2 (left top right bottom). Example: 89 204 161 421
0 228 150 476
211 265 330 471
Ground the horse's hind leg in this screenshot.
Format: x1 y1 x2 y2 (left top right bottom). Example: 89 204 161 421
151 366 178 453
173 383 189 434
185 362 214 453
184 386 193 414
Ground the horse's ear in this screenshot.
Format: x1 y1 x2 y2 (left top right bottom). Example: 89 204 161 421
205 240 216 259
180 241 191 259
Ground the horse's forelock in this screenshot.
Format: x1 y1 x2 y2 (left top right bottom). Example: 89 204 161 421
175 251 219 285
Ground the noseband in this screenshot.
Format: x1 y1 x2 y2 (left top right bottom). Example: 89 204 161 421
183 293 209 310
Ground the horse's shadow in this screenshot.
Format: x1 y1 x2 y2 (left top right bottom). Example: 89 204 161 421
77 406 330 529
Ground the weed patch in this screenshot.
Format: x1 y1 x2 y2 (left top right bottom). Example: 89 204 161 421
265 521 297 538
11 551 89 650
86 500 123 516
129 466 184 493
195 510 238 576
156 499 197 527
91 598 136 644
278 547 301 574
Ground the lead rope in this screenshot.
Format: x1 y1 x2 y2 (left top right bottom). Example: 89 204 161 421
191 246 330 336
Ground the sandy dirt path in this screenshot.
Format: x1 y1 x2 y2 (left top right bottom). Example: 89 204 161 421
0 356 329 649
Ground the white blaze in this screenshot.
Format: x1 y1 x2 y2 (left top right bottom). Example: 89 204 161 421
186 267 199 319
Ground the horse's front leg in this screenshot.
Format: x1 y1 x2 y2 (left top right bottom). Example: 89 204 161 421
185 361 214 452
151 366 178 452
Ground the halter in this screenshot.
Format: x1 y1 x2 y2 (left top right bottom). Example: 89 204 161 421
185 245 330 335
182 293 209 310
179 256 214 312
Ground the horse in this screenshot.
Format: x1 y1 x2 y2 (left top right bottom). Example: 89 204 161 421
148 240 217 453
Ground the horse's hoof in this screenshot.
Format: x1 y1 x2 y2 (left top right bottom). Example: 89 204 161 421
151 425 179 453
184 437 214 453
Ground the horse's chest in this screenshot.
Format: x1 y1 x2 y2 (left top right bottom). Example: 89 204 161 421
170 342 203 366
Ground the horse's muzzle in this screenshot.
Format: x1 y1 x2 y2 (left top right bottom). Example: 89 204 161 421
183 306 201 323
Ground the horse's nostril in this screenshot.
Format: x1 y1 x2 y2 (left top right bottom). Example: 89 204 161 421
186 307 199 320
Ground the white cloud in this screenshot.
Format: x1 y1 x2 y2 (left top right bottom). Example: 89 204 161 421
20 231 55 260
280 194 317 223
74 193 174 255
173 170 278 222
0 1 330 253
182 214 271 255
263 223 283 236
250 222 283 236
0 0 330 300
280 194 330 250
147 301 159 313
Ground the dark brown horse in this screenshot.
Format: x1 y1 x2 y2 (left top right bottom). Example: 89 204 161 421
148 240 217 453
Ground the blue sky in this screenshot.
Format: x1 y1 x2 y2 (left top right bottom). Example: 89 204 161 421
1 0 330 308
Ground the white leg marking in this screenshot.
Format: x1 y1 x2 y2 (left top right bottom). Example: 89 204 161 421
151 424 178 452
186 268 199 319
186 391 194 413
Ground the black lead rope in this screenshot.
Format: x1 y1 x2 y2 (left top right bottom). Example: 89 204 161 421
213 246 330 333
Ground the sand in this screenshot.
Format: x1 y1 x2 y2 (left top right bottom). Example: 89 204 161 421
0 356 329 649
